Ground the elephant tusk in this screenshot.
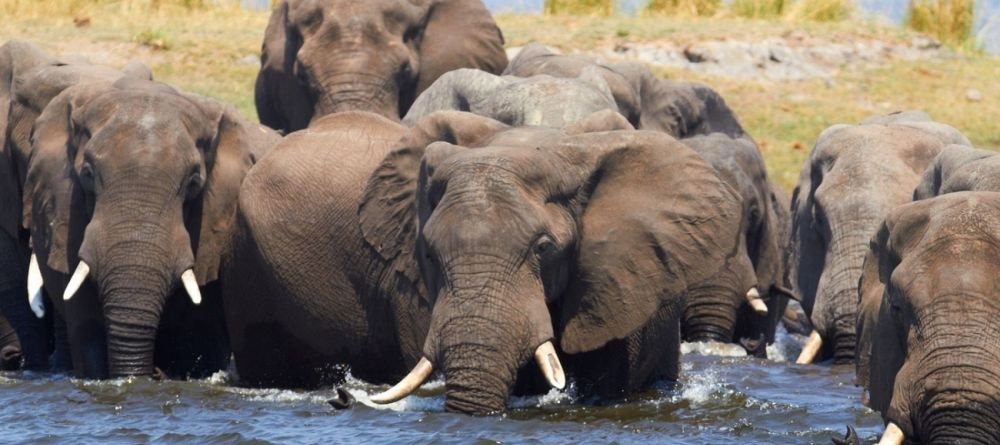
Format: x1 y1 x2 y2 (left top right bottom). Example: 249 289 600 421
796 330 823 364
180 269 202 305
63 261 90 301
877 423 904 445
370 357 433 404
27 254 45 318
746 287 768 316
535 341 566 390
783 306 799 321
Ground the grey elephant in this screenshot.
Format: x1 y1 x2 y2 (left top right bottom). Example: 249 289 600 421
855 191 1000 445
504 43 746 138
788 111 970 364
224 109 744 414
255 0 508 133
0 40 152 371
22 76 280 379
913 144 1000 199
402 68 619 128
680 133 797 355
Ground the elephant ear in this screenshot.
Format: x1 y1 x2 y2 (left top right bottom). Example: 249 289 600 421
255 0 311 132
559 131 744 353
23 83 109 273
191 99 282 284
414 0 508 96
401 69 507 126
564 109 634 135
359 111 509 290
1 40 51 241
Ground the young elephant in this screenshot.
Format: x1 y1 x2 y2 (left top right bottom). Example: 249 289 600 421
504 43 746 138
255 0 508 133
680 133 796 355
788 111 970 364
22 77 280 379
913 144 997 199
225 110 743 414
856 192 1000 445
0 40 152 371
402 68 619 128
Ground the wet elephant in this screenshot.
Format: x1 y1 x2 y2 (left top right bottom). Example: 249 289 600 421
255 0 508 133
0 40 152 371
788 111 970 364
680 133 796 355
504 43 746 138
856 191 1000 445
224 110 744 414
22 77 280 379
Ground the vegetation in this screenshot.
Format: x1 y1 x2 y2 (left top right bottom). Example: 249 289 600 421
645 0 720 16
544 0 613 15
729 0 786 19
0 1 996 190
908 0 975 47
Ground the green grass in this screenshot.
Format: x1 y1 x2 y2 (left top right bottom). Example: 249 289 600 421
644 0 720 16
544 0 613 15
908 0 975 47
729 0 786 19
0 3 997 190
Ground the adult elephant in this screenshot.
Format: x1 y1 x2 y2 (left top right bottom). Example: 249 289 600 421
0 40 152 371
255 0 508 133
504 43 746 138
22 77 280 379
913 144 999 199
788 111 970 364
402 68 619 127
856 191 1000 445
680 133 796 355
0 310 24 370
224 110 743 414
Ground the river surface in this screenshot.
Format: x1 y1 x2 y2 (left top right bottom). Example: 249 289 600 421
0 328 883 444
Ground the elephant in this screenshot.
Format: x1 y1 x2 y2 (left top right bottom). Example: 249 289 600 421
255 0 508 133
402 68 619 128
679 133 797 355
855 191 1000 445
0 309 23 371
504 43 746 138
21 75 280 379
0 40 153 371
913 144 1000 199
224 109 744 414
787 110 971 365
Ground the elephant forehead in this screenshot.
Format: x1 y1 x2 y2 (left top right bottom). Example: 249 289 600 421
83 91 205 135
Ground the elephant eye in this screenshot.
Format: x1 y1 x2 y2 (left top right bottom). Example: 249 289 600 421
185 171 204 198
78 162 96 190
533 235 556 258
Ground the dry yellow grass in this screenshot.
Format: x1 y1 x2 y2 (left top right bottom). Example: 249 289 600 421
544 0 613 16
0 2 997 190
644 0 720 17
908 0 975 46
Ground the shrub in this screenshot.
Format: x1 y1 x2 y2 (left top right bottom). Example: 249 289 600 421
908 0 975 46
544 0 614 16
784 0 853 22
730 0 786 19
645 0 721 16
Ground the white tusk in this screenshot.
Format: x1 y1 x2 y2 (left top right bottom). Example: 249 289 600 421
535 340 566 390
27 254 45 318
746 287 768 316
63 261 90 301
877 422 904 445
796 330 823 364
370 357 433 404
180 269 202 305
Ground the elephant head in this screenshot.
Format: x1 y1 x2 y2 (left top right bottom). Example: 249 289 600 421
679 133 795 350
256 0 508 132
359 110 743 414
22 77 278 378
789 111 969 364
913 145 1000 200
857 192 1000 444
402 68 619 128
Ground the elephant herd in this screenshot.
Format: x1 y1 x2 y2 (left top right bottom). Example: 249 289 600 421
0 0 996 443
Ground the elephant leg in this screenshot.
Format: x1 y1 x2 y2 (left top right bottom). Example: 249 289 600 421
50 311 72 372
0 232 49 370
153 282 230 379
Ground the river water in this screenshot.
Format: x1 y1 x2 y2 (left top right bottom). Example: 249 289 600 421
0 328 883 444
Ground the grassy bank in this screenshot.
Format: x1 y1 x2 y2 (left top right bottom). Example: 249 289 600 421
0 2 997 189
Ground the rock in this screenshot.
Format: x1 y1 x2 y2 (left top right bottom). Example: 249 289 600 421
237 55 260 66
966 88 983 102
912 35 942 50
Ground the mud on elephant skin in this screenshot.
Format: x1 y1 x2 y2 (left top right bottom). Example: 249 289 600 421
0 40 153 372
225 109 744 414
402 68 620 128
856 192 1000 445
504 43 746 138
22 76 280 379
788 110 970 365
679 133 797 355
255 0 508 133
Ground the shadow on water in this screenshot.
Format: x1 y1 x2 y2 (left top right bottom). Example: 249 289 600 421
0 328 882 444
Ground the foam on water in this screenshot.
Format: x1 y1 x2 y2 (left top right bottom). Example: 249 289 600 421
681 341 748 357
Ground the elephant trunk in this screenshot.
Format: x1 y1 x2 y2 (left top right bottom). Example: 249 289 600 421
440 338 520 415
305 50 406 121
683 283 739 343
98 243 172 377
